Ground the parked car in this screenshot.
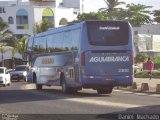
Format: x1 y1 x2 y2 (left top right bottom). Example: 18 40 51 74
0 67 11 87
11 65 29 82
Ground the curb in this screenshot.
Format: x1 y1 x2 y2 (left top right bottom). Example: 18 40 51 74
115 82 160 94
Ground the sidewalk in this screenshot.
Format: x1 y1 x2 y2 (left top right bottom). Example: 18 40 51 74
117 78 160 93
134 77 160 92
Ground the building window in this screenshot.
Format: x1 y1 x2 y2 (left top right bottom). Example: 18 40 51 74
42 8 54 23
8 16 14 24
16 9 29 29
59 18 68 26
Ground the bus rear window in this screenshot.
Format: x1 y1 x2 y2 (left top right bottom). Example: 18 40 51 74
86 21 129 46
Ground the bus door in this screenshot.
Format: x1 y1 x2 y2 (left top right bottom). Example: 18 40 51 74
66 51 80 84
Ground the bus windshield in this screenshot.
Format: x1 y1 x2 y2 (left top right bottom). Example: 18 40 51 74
86 21 129 46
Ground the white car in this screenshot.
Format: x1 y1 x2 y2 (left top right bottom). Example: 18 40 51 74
0 67 11 87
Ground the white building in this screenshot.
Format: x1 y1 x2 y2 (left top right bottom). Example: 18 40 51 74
133 24 160 35
133 24 160 57
0 0 86 37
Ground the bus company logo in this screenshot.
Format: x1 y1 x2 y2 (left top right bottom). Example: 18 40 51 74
99 26 120 30
42 58 54 64
89 56 129 63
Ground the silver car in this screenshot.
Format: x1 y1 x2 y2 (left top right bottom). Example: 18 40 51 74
11 65 29 82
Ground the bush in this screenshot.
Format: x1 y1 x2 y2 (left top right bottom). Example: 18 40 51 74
134 70 160 78
153 56 160 64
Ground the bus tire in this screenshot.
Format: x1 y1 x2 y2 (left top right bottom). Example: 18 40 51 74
36 84 42 90
34 74 42 90
61 75 69 93
33 73 36 83
97 87 113 94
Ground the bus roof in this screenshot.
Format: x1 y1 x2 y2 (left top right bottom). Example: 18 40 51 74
33 20 130 38
34 21 84 38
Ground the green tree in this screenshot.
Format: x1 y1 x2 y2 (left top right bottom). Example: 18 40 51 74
13 35 29 59
0 19 15 46
153 56 160 64
0 19 15 67
34 18 53 34
10 35 29 67
135 53 147 64
99 0 125 19
152 9 160 23
71 12 107 23
125 3 153 26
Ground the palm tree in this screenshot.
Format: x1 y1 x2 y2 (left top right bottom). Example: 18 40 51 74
0 19 15 67
13 35 29 62
34 18 54 34
153 9 160 23
99 0 125 19
0 46 13 67
126 3 153 26
0 19 15 46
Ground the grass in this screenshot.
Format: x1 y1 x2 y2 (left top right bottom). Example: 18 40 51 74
134 70 160 78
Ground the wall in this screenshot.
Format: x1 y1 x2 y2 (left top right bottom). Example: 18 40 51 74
54 7 77 27
0 0 78 36
133 24 160 35
0 5 35 36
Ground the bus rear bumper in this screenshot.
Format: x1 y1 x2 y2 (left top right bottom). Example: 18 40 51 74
81 75 133 88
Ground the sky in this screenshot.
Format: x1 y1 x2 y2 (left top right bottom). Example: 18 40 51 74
0 0 159 11
84 0 160 13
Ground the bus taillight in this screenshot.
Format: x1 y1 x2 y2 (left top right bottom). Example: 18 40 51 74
81 52 86 66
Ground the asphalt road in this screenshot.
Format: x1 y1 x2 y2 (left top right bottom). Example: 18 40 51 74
0 82 160 120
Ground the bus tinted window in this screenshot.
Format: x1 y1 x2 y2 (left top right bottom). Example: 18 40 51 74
27 38 34 51
54 32 63 52
47 34 55 52
63 31 71 51
71 29 80 50
33 37 46 53
46 29 80 53
86 21 129 46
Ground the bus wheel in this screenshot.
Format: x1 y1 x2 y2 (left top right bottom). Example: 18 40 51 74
97 87 113 94
34 75 42 90
61 76 69 93
36 84 42 90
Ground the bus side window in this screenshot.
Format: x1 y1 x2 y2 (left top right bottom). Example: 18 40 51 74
46 34 55 53
27 38 34 52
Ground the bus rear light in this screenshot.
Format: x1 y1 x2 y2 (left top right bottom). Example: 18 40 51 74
81 52 86 66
